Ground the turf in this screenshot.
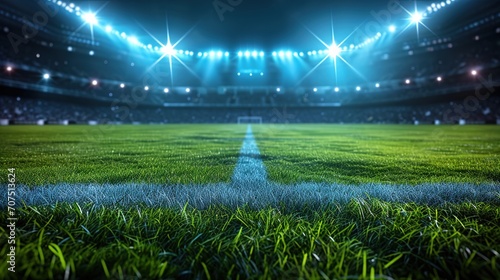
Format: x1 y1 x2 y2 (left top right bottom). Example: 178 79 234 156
1 124 500 279
253 124 500 184
0 125 245 185
1 200 499 279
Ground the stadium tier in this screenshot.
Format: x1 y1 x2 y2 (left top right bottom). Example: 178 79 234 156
1 0 499 124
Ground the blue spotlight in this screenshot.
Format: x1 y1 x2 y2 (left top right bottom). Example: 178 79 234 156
237 72 241 76
411 12 423 24
307 51 312 56
286 51 292 58
105 25 112 33
293 52 298 57
328 44 341 58
375 83 380 88
82 12 98 25
244 51 251 58
299 52 304 57
128 36 140 46
238 51 243 57
356 86 361 91
278 51 284 58
197 52 202 57
217 51 223 57
334 87 340 92
388 25 396 32
312 50 317 55
272 51 277 57
313 87 318 92
209 51 215 57
185 88 191 93
276 87 281 92
252 51 258 58
259 51 265 57
260 72 264 76
43 73 50 80
224 51 230 57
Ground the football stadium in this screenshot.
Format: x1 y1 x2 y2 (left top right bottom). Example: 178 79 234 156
1 0 500 279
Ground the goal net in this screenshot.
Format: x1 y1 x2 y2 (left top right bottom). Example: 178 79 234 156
237 116 262 124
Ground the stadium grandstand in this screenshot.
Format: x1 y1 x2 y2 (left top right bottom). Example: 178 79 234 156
1 0 499 125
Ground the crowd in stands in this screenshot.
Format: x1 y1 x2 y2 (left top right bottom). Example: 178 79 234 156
2 94 498 125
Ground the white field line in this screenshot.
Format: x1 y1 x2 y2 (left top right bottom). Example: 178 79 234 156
1 125 499 208
231 125 267 186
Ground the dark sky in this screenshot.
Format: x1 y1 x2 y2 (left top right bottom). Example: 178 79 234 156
92 0 398 50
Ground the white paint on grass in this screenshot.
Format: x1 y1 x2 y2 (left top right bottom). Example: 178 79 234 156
231 125 267 185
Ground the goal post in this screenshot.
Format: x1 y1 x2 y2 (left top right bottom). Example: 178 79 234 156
237 116 262 124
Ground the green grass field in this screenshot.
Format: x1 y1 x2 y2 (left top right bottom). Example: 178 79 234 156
1 124 499 279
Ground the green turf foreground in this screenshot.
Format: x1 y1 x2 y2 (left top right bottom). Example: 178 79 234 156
1 201 499 279
0 125 245 185
253 125 500 185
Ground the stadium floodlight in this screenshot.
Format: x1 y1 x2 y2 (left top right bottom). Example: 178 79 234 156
6 66 12 72
197 52 202 57
356 86 361 91
375 83 380 88
237 72 241 76
252 51 258 58
471 70 477 76
411 12 422 24
190 51 194 56
82 12 98 25
405 79 411 84
209 51 215 57
224 51 230 57
299 52 304 57
260 72 264 76
91 79 98 86
334 87 340 92
389 25 396 32
120 83 125 88
185 88 191 93
278 51 285 58
238 51 243 57
244 51 251 58
105 25 112 33
89 50 94 56
272 51 277 57
328 44 341 58
217 51 223 58
164 88 169 93
144 86 149 91
250 73 253 76
162 43 175 55
276 87 281 92
128 36 140 46
307 51 312 56
313 87 318 92
43 73 50 80
286 51 292 58
259 51 265 57
312 50 317 55
437 76 442 82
